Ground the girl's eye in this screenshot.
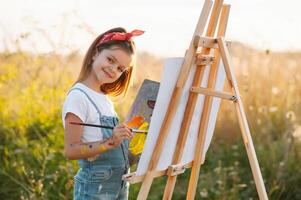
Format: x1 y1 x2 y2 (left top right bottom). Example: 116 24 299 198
118 67 125 73
107 57 114 63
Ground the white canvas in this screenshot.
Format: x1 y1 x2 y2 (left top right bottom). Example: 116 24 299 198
136 57 226 176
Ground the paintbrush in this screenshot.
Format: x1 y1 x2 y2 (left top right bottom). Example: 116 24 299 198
69 122 148 134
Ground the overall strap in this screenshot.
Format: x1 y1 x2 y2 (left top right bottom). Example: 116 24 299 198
68 87 102 116
113 119 130 170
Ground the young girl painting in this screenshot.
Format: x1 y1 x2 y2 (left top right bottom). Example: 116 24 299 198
61 27 144 199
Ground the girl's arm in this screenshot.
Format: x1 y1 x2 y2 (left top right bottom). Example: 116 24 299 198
64 113 133 160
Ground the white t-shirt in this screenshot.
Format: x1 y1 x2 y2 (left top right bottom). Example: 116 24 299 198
62 83 118 142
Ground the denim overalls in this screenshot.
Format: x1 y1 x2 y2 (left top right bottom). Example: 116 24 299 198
69 88 130 200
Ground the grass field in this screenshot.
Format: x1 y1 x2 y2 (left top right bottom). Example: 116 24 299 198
0 42 300 199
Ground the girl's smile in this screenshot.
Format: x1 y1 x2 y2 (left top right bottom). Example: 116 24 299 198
102 68 114 79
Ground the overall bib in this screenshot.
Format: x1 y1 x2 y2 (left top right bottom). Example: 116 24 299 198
69 88 130 200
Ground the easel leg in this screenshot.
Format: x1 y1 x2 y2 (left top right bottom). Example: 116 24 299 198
218 37 269 200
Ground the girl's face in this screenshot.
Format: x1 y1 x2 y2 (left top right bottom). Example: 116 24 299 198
91 47 133 85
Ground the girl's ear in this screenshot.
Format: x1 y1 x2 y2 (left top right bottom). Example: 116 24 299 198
92 53 97 61
90 53 98 67
92 51 100 61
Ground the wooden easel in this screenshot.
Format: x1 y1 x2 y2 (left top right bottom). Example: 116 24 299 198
123 0 269 199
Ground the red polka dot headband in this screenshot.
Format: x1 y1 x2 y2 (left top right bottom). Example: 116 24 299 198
97 29 145 46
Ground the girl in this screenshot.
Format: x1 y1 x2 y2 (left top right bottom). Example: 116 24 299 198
62 27 144 199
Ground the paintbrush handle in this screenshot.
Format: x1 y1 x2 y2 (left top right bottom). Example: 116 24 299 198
70 122 113 129
69 122 148 134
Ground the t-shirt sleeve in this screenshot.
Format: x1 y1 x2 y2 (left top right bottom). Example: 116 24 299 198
62 90 88 129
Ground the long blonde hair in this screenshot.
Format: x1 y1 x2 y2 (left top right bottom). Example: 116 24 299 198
75 27 136 98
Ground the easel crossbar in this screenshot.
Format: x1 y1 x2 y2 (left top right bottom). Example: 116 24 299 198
195 54 215 65
123 162 193 184
194 36 231 49
190 87 237 101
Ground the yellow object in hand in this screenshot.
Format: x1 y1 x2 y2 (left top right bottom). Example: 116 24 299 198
129 121 149 155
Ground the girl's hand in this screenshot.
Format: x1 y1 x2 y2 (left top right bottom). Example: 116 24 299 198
110 124 134 148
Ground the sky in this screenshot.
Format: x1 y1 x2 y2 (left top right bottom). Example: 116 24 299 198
0 0 300 57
